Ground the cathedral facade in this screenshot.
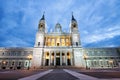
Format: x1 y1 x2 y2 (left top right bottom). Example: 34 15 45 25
0 14 120 69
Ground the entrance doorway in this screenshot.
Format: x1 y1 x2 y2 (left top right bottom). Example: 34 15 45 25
45 59 49 66
56 57 60 65
57 43 59 46
56 52 60 66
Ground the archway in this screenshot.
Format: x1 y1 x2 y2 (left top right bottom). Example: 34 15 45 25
56 52 60 65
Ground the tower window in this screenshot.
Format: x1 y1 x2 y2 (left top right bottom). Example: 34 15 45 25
38 42 40 46
76 42 78 46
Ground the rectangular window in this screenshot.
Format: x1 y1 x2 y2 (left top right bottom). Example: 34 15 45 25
12 62 14 65
76 42 78 46
19 62 21 65
57 43 59 46
38 42 40 46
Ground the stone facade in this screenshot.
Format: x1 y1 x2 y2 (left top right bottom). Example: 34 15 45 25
0 47 33 69
0 14 120 69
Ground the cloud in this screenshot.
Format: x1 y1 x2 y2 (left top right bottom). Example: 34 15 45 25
82 25 120 46
0 0 120 47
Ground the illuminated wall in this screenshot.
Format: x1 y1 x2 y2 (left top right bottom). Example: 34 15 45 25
45 36 71 46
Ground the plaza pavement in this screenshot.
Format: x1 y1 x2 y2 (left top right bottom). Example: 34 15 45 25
18 69 53 80
64 69 120 80
0 69 120 80
18 69 120 80
0 69 47 80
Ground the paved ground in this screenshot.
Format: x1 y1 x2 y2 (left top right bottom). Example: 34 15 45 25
69 68 120 79
79 72 120 78
0 68 120 80
0 69 47 80
19 69 53 80
37 69 78 80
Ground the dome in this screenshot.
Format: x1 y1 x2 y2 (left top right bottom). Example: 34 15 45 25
55 23 62 29
54 23 62 32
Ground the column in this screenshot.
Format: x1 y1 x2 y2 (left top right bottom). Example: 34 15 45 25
60 52 62 66
54 51 56 66
45 37 47 46
49 51 51 66
65 38 66 46
43 52 46 66
70 52 73 65
65 52 68 66
55 37 56 46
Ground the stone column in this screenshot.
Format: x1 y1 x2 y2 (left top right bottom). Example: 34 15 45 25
43 52 46 66
65 38 66 46
70 52 73 65
55 37 56 46
60 52 62 66
45 37 47 46
65 52 68 66
54 51 56 66
49 51 51 66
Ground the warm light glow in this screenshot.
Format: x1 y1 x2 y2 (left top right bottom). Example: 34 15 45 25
46 55 49 59
61 39 65 46
51 39 55 46
109 60 113 63
45 36 71 46
68 55 70 59
46 52 49 59
3 61 6 64
83 53 88 59
28 55 32 60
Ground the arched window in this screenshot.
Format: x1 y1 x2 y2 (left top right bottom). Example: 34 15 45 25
26 62 28 66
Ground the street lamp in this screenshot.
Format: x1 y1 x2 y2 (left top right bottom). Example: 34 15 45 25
27 55 32 70
3 61 6 65
109 60 113 69
83 54 88 69
2 61 6 69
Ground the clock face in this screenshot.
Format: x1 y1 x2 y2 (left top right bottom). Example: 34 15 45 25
72 23 76 28
39 23 44 29
40 24 43 28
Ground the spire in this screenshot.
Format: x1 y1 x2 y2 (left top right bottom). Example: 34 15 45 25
41 12 45 20
71 12 76 21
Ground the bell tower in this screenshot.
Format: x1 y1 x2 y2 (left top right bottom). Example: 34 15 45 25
38 12 45 33
32 13 46 68
70 13 78 33
34 13 46 48
70 13 83 67
70 13 81 47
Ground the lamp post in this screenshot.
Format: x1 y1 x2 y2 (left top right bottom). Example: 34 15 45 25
83 54 88 69
3 61 6 65
2 61 6 69
109 60 113 69
27 55 32 70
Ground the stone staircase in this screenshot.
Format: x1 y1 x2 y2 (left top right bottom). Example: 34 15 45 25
39 66 84 69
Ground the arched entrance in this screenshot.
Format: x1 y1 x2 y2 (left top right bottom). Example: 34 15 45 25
44 51 72 66
56 53 60 65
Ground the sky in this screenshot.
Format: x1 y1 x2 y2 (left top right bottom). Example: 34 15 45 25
0 0 120 48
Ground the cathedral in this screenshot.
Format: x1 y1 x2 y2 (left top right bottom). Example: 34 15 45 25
0 14 120 69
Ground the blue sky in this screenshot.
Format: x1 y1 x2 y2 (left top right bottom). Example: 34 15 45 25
0 0 120 47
